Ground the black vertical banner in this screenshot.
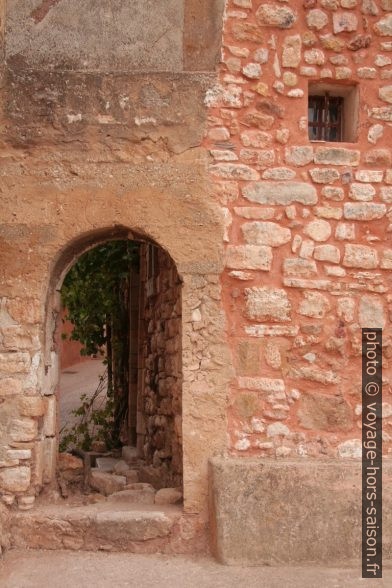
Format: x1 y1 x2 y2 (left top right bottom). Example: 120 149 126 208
362 328 382 579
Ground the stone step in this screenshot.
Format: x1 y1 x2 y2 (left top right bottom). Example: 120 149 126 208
9 501 203 554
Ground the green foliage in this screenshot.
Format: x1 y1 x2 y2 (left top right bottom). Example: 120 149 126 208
59 371 114 452
61 240 138 357
60 240 139 451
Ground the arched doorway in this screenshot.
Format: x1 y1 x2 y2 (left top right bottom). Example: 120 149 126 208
0 177 231 535
46 229 183 501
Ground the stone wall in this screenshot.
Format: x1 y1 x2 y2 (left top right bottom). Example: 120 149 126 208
0 0 231 519
2 0 391 559
138 245 183 488
0 502 10 555
206 0 392 460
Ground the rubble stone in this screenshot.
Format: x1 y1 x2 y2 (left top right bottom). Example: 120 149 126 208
282 35 302 68
245 287 291 322
225 245 273 270
90 470 127 496
241 222 291 247
107 484 156 504
256 4 296 28
304 219 332 242
0 466 31 493
155 488 183 505
299 291 331 318
343 244 379 268
306 10 329 30
243 182 317 205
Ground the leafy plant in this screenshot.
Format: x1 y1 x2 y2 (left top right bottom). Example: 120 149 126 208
60 240 139 451
59 370 114 452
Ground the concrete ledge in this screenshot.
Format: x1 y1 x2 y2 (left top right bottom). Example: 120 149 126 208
209 457 392 566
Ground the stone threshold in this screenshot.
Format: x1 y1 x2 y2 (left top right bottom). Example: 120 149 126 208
9 501 205 554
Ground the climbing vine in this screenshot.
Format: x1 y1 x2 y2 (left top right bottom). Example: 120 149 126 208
60 240 139 451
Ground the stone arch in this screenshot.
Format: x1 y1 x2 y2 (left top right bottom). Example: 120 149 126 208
44 225 185 489
0 182 232 517
43 225 172 365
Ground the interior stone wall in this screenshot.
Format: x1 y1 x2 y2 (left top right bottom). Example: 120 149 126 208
138 245 183 489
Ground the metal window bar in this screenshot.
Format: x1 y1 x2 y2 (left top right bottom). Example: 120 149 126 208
308 93 343 142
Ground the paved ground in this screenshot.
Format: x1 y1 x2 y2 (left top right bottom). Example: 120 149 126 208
60 359 106 431
0 550 390 588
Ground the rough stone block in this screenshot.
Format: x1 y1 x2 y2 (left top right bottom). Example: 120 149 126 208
32 440 44 487
42 437 56 484
378 86 392 104
256 4 296 28
225 245 273 271
381 249 392 269
355 170 383 182
0 353 30 374
95 457 121 473
359 295 386 328
107 484 155 504
309 168 340 184
95 510 174 542
381 186 392 202
0 466 31 493
209 458 392 565
306 9 328 31
304 219 332 242
343 244 379 269
231 21 264 43
314 147 360 166
238 377 285 393
322 186 344 201
314 206 342 220
112 460 131 475
43 395 56 437
241 222 291 247
333 12 358 33
314 245 341 263
349 183 375 201
155 487 183 505
244 287 291 322
283 258 318 277
210 163 259 181
9 418 38 442
304 49 326 65
90 470 127 496
365 148 391 166
282 35 301 67
236 340 262 377
58 453 83 471
243 182 317 205
375 14 392 35
343 202 386 220
19 396 45 417
285 146 313 166
298 291 331 318
0 378 22 397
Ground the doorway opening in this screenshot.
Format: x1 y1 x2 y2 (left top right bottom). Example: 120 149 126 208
55 237 183 503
